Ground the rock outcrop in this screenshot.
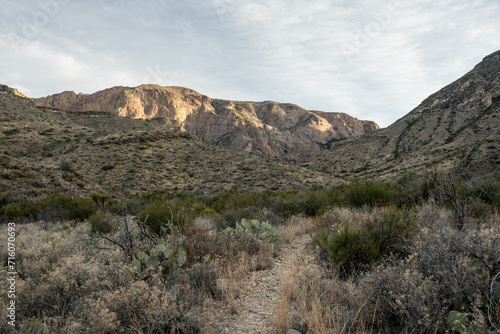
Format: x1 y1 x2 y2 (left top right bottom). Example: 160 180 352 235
34 85 379 163
0 84 29 98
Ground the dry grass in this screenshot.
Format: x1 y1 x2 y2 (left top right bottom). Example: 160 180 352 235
1 201 497 333
276 215 317 242
275 250 375 334
272 204 500 334
0 214 282 333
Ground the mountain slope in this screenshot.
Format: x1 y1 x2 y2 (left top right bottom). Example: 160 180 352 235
33 85 379 163
307 50 500 179
0 87 338 200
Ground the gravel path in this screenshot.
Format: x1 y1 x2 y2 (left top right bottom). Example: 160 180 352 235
220 233 315 334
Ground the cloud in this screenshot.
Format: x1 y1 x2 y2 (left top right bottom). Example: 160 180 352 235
1 0 499 126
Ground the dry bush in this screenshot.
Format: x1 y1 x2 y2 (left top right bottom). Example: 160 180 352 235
0 213 283 333
277 215 316 241
357 261 447 333
181 220 278 269
276 251 373 334
287 204 499 333
349 202 499 333
1 209 288 333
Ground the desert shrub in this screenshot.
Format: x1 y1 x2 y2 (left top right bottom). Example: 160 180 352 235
357 204 499 333
410 206 499 321
1 221 207 333
306 204 498 333
467 197 494 219
94 274 200 333
199 207 218 218
138 200 186 236
36 194 96 224
0 202 28 222
315 207 415 275
460 172 500 210
59 160 73 172
182 221 262 263
264 189 329 217
358 262 448 333
342 179 395 207
88 210 116 235
186 261 220 299
394 171 429 206
301 190 330 216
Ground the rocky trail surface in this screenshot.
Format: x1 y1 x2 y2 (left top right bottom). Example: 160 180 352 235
219 233 317 334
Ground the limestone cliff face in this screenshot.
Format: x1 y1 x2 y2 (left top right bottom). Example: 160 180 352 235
34 85 379 162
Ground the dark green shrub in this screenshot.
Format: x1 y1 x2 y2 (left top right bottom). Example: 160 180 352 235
89 211 116 234
101 164 115 171
461 172 500 210
265 190 301 218
37 194 96 223
343 180 395 207
395 172 428 206
0 204 26 222
301 191 326 216
138 200 186 236
199 208 218 218
315 207 415 275
0 198 38 222
59 160 73 172
316 225 372 272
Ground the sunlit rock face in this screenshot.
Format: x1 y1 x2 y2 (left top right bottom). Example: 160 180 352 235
34 84 379 163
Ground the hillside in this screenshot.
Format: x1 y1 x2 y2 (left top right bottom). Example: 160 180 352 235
33 85 379 163
307 50 500 179
0 88 337 201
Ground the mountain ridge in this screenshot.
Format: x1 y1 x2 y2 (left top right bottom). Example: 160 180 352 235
307 49 500 179
0 89 337 200
33 85 379 163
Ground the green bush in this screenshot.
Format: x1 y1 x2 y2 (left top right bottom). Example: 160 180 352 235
138 200 186 236
395 171 428 206
88 211 116 234
0 204 26 222
315 207 415 275
37 194 96 223
343 180 395 207
1 194 96 224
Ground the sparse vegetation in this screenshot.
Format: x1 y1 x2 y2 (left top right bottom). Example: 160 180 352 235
1 172 498 333
1 89 499 332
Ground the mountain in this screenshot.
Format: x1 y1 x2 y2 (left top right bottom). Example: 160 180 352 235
0 86 338 200
306 50 500 179
33 85 379 163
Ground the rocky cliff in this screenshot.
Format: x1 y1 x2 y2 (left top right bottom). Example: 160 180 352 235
307 50 500 178
34 85 379 163
1 89 338 199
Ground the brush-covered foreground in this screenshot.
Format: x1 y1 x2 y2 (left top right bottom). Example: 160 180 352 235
0 173 499 333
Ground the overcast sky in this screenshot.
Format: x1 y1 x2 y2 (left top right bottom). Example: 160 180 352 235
1 0 499 127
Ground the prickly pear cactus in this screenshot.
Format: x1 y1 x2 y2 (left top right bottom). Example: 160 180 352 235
225 219 283 242
130 243 187 276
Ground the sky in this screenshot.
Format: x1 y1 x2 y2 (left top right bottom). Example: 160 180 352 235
1 0 499 127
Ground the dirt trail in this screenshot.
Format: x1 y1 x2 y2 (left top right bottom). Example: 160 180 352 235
220 233 316 334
